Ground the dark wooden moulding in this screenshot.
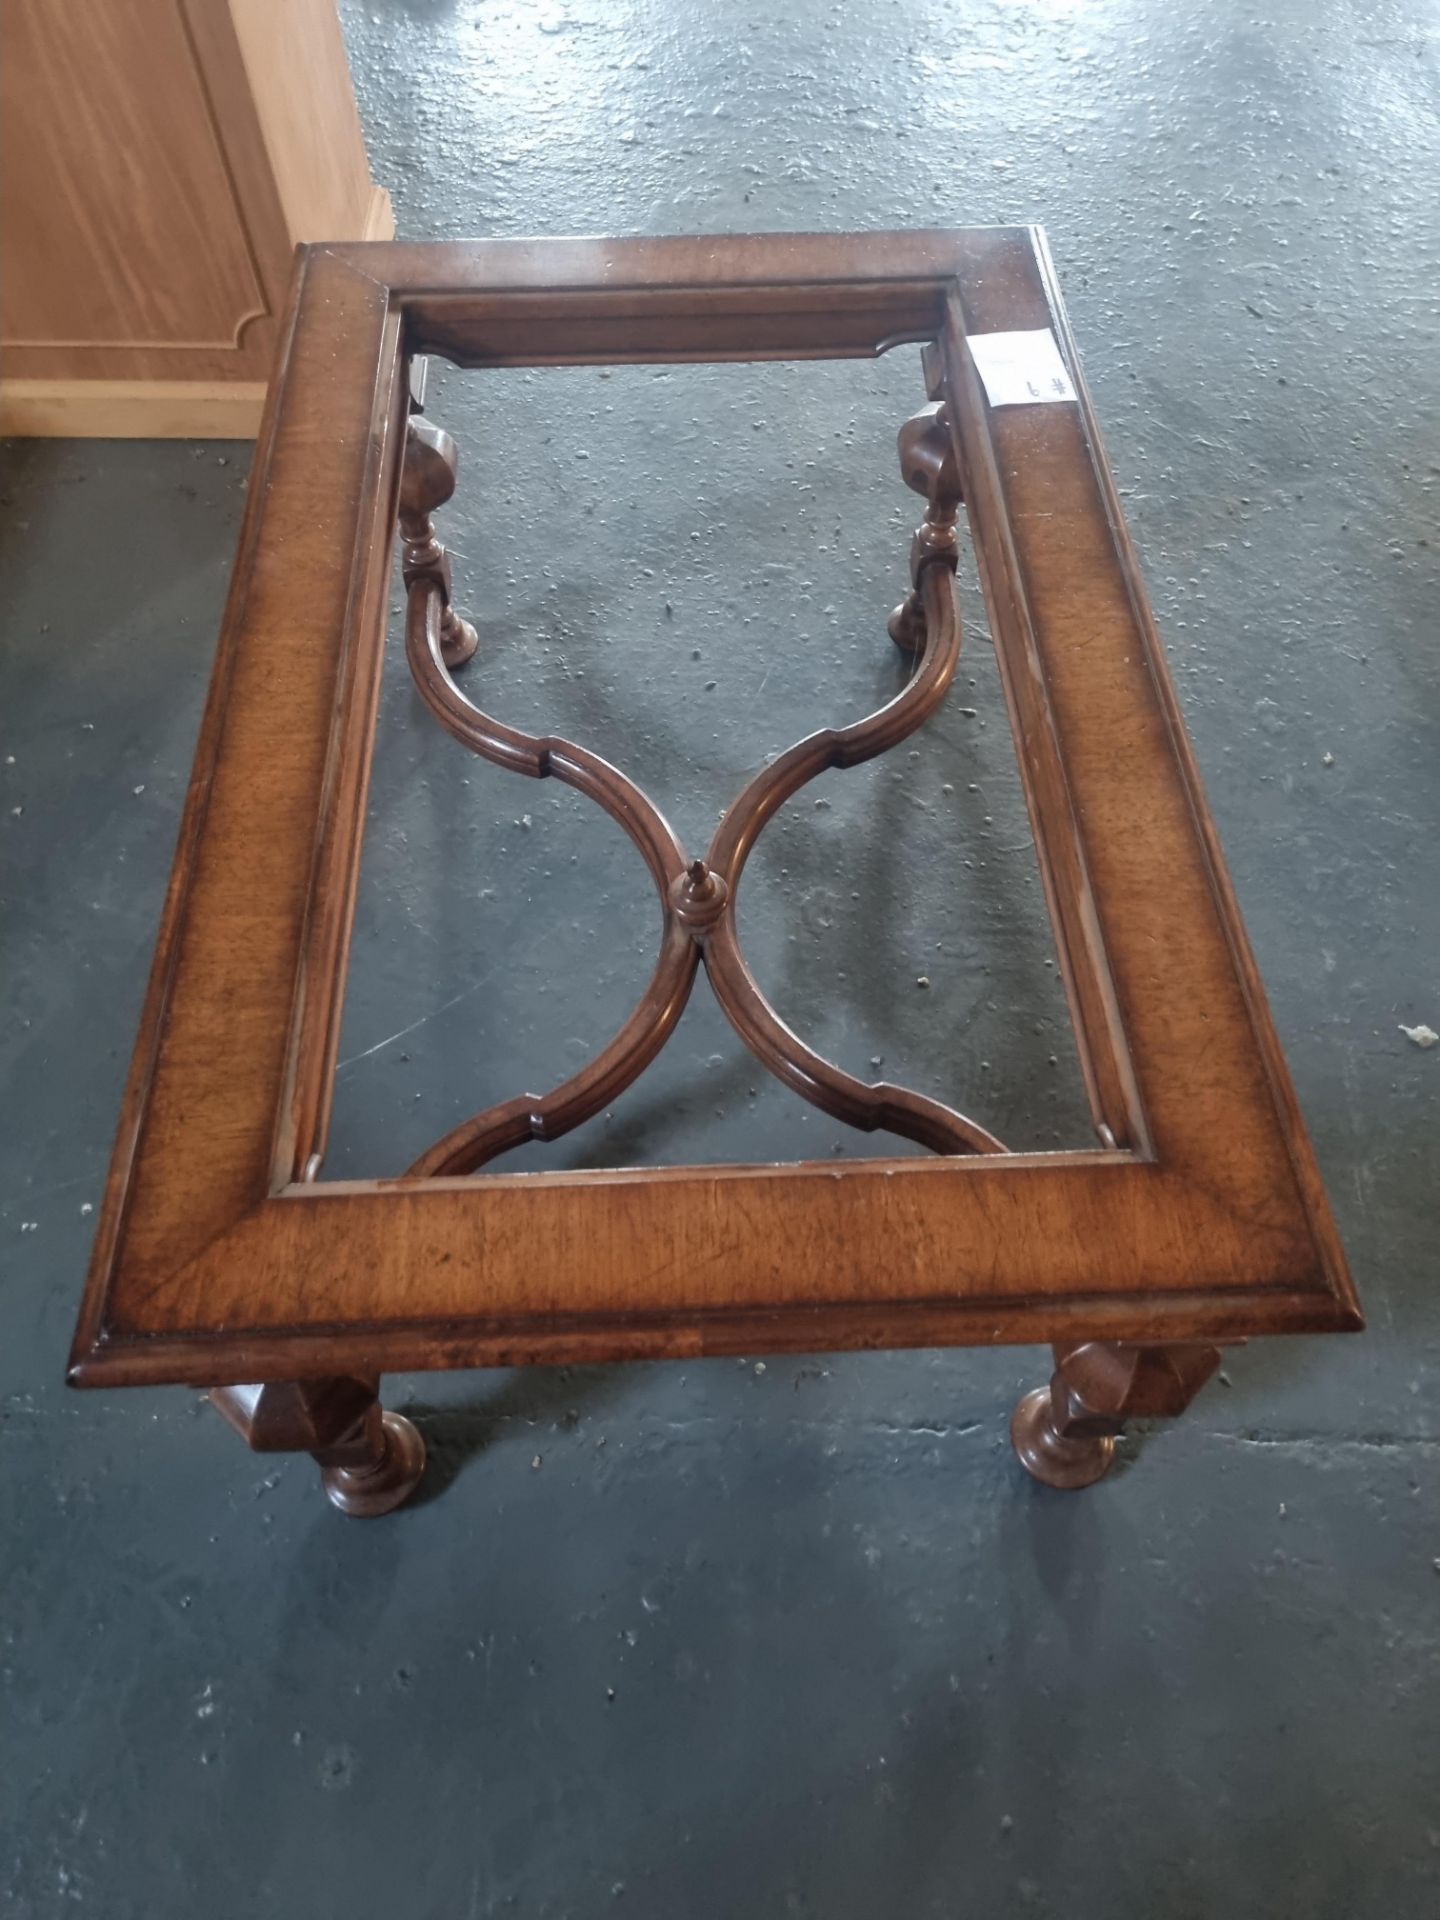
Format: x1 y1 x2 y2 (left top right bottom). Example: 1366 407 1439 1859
69 231 1360 1512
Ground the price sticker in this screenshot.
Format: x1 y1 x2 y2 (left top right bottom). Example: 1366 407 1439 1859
967 328 1077 408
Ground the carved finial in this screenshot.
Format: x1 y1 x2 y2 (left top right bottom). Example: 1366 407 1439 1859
671 859 730 937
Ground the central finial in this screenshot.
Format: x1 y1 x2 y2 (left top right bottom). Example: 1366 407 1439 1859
671 858 730 937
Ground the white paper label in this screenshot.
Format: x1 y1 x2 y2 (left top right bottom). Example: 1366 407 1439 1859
967 328 1076 408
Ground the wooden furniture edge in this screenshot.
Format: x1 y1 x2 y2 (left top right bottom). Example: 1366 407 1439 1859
934 298 1142 1154
67 229 1360 1394
70 243 403 1375
324 227 1036 290
67 251 317 1368
78 1144 1353 1370
271 298 410 1184
1022 227 1359 1325
70 1279 1362 1390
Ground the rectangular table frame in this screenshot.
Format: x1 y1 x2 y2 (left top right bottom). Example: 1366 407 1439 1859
70 229 1359 1403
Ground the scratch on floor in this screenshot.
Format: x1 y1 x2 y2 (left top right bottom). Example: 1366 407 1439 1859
336 972 495 1070
1211 1429 1440 1456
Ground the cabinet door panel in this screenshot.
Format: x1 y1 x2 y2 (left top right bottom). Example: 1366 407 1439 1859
0 0 274 367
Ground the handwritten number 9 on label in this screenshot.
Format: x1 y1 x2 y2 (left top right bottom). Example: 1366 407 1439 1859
968 329 1078 409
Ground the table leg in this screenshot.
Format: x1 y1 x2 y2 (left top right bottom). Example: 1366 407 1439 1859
888 400 961 656
209 1376 426 1516
1011 1341 1222 1490
400 415 478 668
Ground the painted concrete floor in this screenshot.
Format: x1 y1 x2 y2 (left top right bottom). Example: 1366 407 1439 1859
3 0 1439 1913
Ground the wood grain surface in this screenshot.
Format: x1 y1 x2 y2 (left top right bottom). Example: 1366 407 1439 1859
0 0 389 426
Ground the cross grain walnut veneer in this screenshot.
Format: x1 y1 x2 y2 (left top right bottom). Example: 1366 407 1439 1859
69 230 1360 1512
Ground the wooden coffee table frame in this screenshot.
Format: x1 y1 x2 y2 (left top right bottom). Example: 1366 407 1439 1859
70 230 1359 1509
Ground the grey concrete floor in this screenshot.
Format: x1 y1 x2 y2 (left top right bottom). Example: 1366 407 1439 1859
4 0 1439 1913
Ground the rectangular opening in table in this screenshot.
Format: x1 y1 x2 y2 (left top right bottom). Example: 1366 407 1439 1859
320 349 1098 1179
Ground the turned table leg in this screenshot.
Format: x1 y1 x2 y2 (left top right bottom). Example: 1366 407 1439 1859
400 415 478 669
888 400 961 656
209 1376 426 1516
1011 1341 1222 1490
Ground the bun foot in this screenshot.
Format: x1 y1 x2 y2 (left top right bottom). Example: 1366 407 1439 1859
888 596 925 655
211 1377 428 1514
321 1409 427 1517
440 613 478 669
1011 1342 1223 1490
1010 1386 1116 1490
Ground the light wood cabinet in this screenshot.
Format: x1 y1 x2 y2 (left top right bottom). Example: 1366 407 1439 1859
0 0 391 437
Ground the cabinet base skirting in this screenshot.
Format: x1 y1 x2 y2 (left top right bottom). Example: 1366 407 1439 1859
0 379 269 440
362 184 395 242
